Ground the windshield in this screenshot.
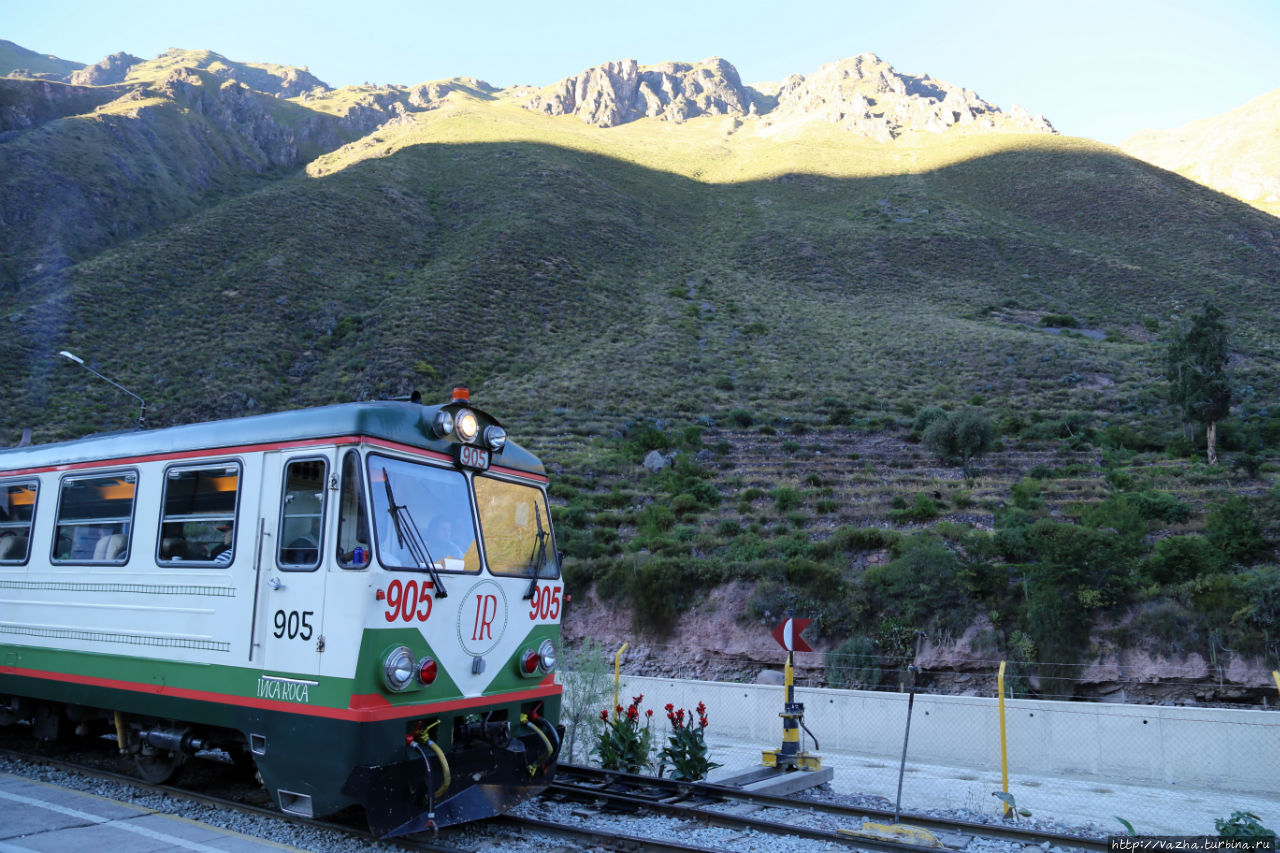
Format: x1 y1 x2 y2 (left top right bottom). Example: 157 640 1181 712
474 475 559 578
367 454 479 573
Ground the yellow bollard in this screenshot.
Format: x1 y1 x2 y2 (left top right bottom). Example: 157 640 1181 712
1273 670 1279 698
612 642 628 719
997 661 1010 817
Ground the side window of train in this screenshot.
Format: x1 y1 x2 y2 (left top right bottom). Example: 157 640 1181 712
52 471 137 565
336 449 371 570
158 462 241 567
279 458 326 571
0 479 38 565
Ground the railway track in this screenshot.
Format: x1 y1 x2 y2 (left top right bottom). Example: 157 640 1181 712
1 738 1112 853
545 763 1111 853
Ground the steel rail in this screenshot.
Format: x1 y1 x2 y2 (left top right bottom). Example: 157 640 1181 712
555 762 1110 852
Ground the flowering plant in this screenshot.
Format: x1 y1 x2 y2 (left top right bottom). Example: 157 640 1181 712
659 701 721 781
592 693 654 773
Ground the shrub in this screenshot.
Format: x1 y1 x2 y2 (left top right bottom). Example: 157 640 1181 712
911 406 948 436
1140 536 1226 585
890 493 940 523
773 486 801 512
825 636 881 689
728 409 753 427
1205 496 1269 563
1039 314 1079 328
923 409 996 478
862 534 965 630
1215 811 1276 840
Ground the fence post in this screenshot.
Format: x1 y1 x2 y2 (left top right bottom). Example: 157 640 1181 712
612 642 629 719
998 660 1010 817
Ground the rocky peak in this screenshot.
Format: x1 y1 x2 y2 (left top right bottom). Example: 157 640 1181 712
522 56 752 126
69 52 142 86
763 52 1055 139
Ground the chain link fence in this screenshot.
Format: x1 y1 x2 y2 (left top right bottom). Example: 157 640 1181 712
559 642 1280 837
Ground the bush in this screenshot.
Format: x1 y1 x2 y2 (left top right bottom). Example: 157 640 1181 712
890 493 940 523
923 409 996 477
862 534 966 630
1205 496 1269 563
773 486 801 512
1140 536 1225 585
1039 314 1079 328
825 636 881 689
911 406 948 436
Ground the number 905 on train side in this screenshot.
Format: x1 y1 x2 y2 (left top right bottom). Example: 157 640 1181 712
0 388 564 836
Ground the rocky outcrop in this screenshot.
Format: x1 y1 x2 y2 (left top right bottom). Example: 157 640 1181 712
408 77 497 109
0 78 128 133
69 52 142 86
523 57 752 126
520 52 1053 137
761 53 1055 139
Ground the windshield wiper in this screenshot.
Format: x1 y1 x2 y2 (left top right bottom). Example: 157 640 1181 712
382 467 447 598
523 503 550 601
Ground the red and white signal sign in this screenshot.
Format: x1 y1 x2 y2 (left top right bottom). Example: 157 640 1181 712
771 617 813 653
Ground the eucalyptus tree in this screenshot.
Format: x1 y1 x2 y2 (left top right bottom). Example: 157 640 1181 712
1166 303 1232 466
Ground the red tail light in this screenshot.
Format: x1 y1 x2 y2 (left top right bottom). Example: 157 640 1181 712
418 658 438 686
521 650 540 675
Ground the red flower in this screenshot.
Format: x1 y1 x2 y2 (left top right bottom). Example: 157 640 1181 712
696 701 707 716
633 694 644 705
600 709 610 721
699 715 709 728
646 709 654 718
626 706 639 722
616 704 623 714
664 703 674 712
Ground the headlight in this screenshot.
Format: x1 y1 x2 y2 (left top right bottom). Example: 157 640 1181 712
537 638 557 673
455 409 479 443
432 410 454 438
484 425 507 452
382 646 416 692
519 640 556 677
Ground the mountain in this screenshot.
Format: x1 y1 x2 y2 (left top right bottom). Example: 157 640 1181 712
1122 87 1280 217
2 42 1279 701
0 39 84 79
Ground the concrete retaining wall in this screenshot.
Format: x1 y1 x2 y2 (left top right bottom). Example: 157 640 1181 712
616 675 1280 795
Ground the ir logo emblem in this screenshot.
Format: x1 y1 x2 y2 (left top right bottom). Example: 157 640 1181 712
456 579 507 657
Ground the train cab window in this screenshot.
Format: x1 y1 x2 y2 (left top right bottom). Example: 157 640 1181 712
158 463 241 566
336 450 371 570
0 480 38 564
368 454 479 573
474 476 559 579
52 471 137 565
279 458 326 570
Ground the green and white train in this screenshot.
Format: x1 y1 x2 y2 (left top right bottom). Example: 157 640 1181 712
0 389 564 836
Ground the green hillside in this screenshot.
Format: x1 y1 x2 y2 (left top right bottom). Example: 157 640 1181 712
3 55 1280 697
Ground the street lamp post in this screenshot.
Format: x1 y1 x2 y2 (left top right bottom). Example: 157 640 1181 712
58 350 147 429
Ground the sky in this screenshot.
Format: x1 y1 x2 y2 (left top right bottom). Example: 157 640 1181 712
3 0 1279 144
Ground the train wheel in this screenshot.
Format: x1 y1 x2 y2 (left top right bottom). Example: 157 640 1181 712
134 746 186 784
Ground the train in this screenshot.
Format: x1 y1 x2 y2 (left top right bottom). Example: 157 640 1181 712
0 388 564 837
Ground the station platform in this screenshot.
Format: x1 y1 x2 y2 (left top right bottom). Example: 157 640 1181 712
0 772 306 853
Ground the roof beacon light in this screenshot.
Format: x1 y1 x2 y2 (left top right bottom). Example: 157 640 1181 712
451 386 471 404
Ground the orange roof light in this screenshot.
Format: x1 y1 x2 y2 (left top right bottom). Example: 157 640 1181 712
451 386 471 404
